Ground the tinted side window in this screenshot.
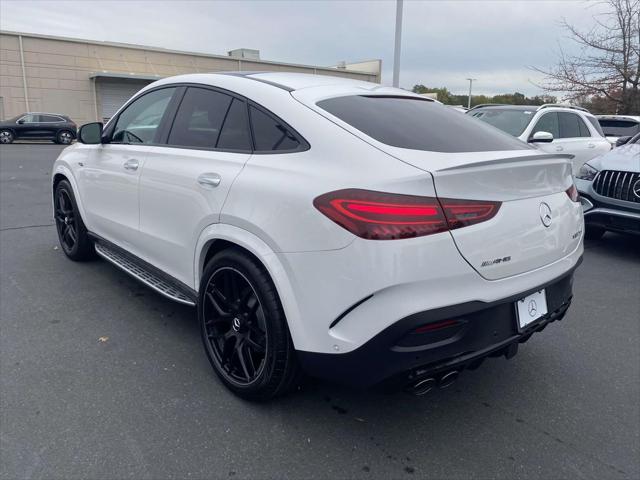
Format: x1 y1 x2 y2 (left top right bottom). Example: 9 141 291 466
112 88 175 144
41 115 63 123
250 106 301 152
577 116 591 137
168 88 232 148
217 99 251 150
317 96 529 152
532 113 560 138
20 114 38 123
587 117 605 136
558 112 584 138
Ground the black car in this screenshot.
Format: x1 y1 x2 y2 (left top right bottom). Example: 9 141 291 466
0 113 77 144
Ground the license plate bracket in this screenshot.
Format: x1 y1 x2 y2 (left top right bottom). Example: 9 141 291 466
515 289 548 331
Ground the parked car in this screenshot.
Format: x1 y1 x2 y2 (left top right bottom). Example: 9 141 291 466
576 132 640 239
467 104 611 175
52 73 584 400
596 115 640 146
0 113 76 144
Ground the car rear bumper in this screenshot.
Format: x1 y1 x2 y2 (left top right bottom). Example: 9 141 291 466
297 258 580 389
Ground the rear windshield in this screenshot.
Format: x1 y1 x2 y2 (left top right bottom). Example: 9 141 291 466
469 108 535 136
598 119 640 137
316 96 530 152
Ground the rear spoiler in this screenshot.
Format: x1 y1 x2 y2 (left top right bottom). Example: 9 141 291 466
438 153 575 171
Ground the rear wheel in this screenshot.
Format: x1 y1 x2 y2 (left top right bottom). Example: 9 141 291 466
0 130 14 144
56 130 73 145
199 249 300 401
54 180 94 260
585 225 605 240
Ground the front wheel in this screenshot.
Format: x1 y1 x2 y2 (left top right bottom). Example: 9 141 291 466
0 130 14 144
199 249 300 401
54 180 95 260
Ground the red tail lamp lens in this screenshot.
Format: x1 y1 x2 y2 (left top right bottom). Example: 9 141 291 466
313 189 448 240
440 198 501 230
314 189 501 240
565 184 579 202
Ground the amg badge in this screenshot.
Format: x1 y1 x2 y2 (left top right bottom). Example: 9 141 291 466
481 256 512 267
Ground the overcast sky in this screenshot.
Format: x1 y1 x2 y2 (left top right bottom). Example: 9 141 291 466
0 0 607 96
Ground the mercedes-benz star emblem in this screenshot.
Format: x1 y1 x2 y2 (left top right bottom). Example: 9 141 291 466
528 299 538 317
539 202 552 227
232 317 241 332
633 179 640 199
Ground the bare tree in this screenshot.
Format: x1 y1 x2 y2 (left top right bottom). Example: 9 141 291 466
533 0 640 114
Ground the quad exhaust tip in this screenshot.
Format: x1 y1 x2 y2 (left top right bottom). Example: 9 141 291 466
407 370 459 396
408 377 437 396
438 370 459 389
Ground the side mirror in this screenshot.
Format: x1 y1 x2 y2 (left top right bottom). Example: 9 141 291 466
17 119 24 125
529 131 554 143
78 122 103 144
615 136 631 147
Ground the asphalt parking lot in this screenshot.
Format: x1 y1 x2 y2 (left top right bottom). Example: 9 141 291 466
1 143 638 480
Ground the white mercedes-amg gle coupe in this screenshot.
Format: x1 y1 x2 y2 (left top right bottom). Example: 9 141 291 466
52 72 584 400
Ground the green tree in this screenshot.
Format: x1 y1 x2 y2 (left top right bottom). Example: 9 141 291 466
412 85 556 107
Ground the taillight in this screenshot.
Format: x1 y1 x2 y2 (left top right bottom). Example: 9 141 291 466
565 184 579 202
313 189 500 240
440 198 500 229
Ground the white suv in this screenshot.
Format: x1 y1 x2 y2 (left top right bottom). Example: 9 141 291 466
52 73 584 400
468 104 611 174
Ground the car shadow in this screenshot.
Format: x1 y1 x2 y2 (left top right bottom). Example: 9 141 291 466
584 231 640 262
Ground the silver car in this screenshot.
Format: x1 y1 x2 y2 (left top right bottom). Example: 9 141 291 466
576 132 640 239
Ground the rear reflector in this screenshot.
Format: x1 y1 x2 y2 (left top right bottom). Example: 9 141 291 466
313 189 500 240
413 319 461 334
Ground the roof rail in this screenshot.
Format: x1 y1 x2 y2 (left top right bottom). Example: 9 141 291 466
467 103 508 111
537 104 589 113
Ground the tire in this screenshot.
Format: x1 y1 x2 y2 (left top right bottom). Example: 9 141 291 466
53 180 95 261
199 249 300 401
0 130 14 144
56 130 74 145
585 225 605 240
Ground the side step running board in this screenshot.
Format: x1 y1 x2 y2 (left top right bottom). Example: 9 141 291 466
94 241 196 306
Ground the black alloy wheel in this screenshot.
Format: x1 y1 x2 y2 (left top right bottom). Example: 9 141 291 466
203 266 268 384
199 249 300 400
55 188 78 253
53 180 94 261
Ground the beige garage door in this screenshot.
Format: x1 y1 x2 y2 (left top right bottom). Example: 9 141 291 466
97 79 152 122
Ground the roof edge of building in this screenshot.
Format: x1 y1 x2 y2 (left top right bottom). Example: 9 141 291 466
0 30 380 77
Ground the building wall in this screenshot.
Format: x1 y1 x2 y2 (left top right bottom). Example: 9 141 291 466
0 31 381 123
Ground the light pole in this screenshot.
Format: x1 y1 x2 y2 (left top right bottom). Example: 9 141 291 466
466 78 477 109
392 0 403 88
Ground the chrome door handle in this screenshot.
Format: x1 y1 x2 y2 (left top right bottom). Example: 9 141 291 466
197 173 221 188
123 159 139 171
555 146 564 152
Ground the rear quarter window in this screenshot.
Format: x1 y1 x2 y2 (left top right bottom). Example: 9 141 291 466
316 95 530 152
586 117 605 137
